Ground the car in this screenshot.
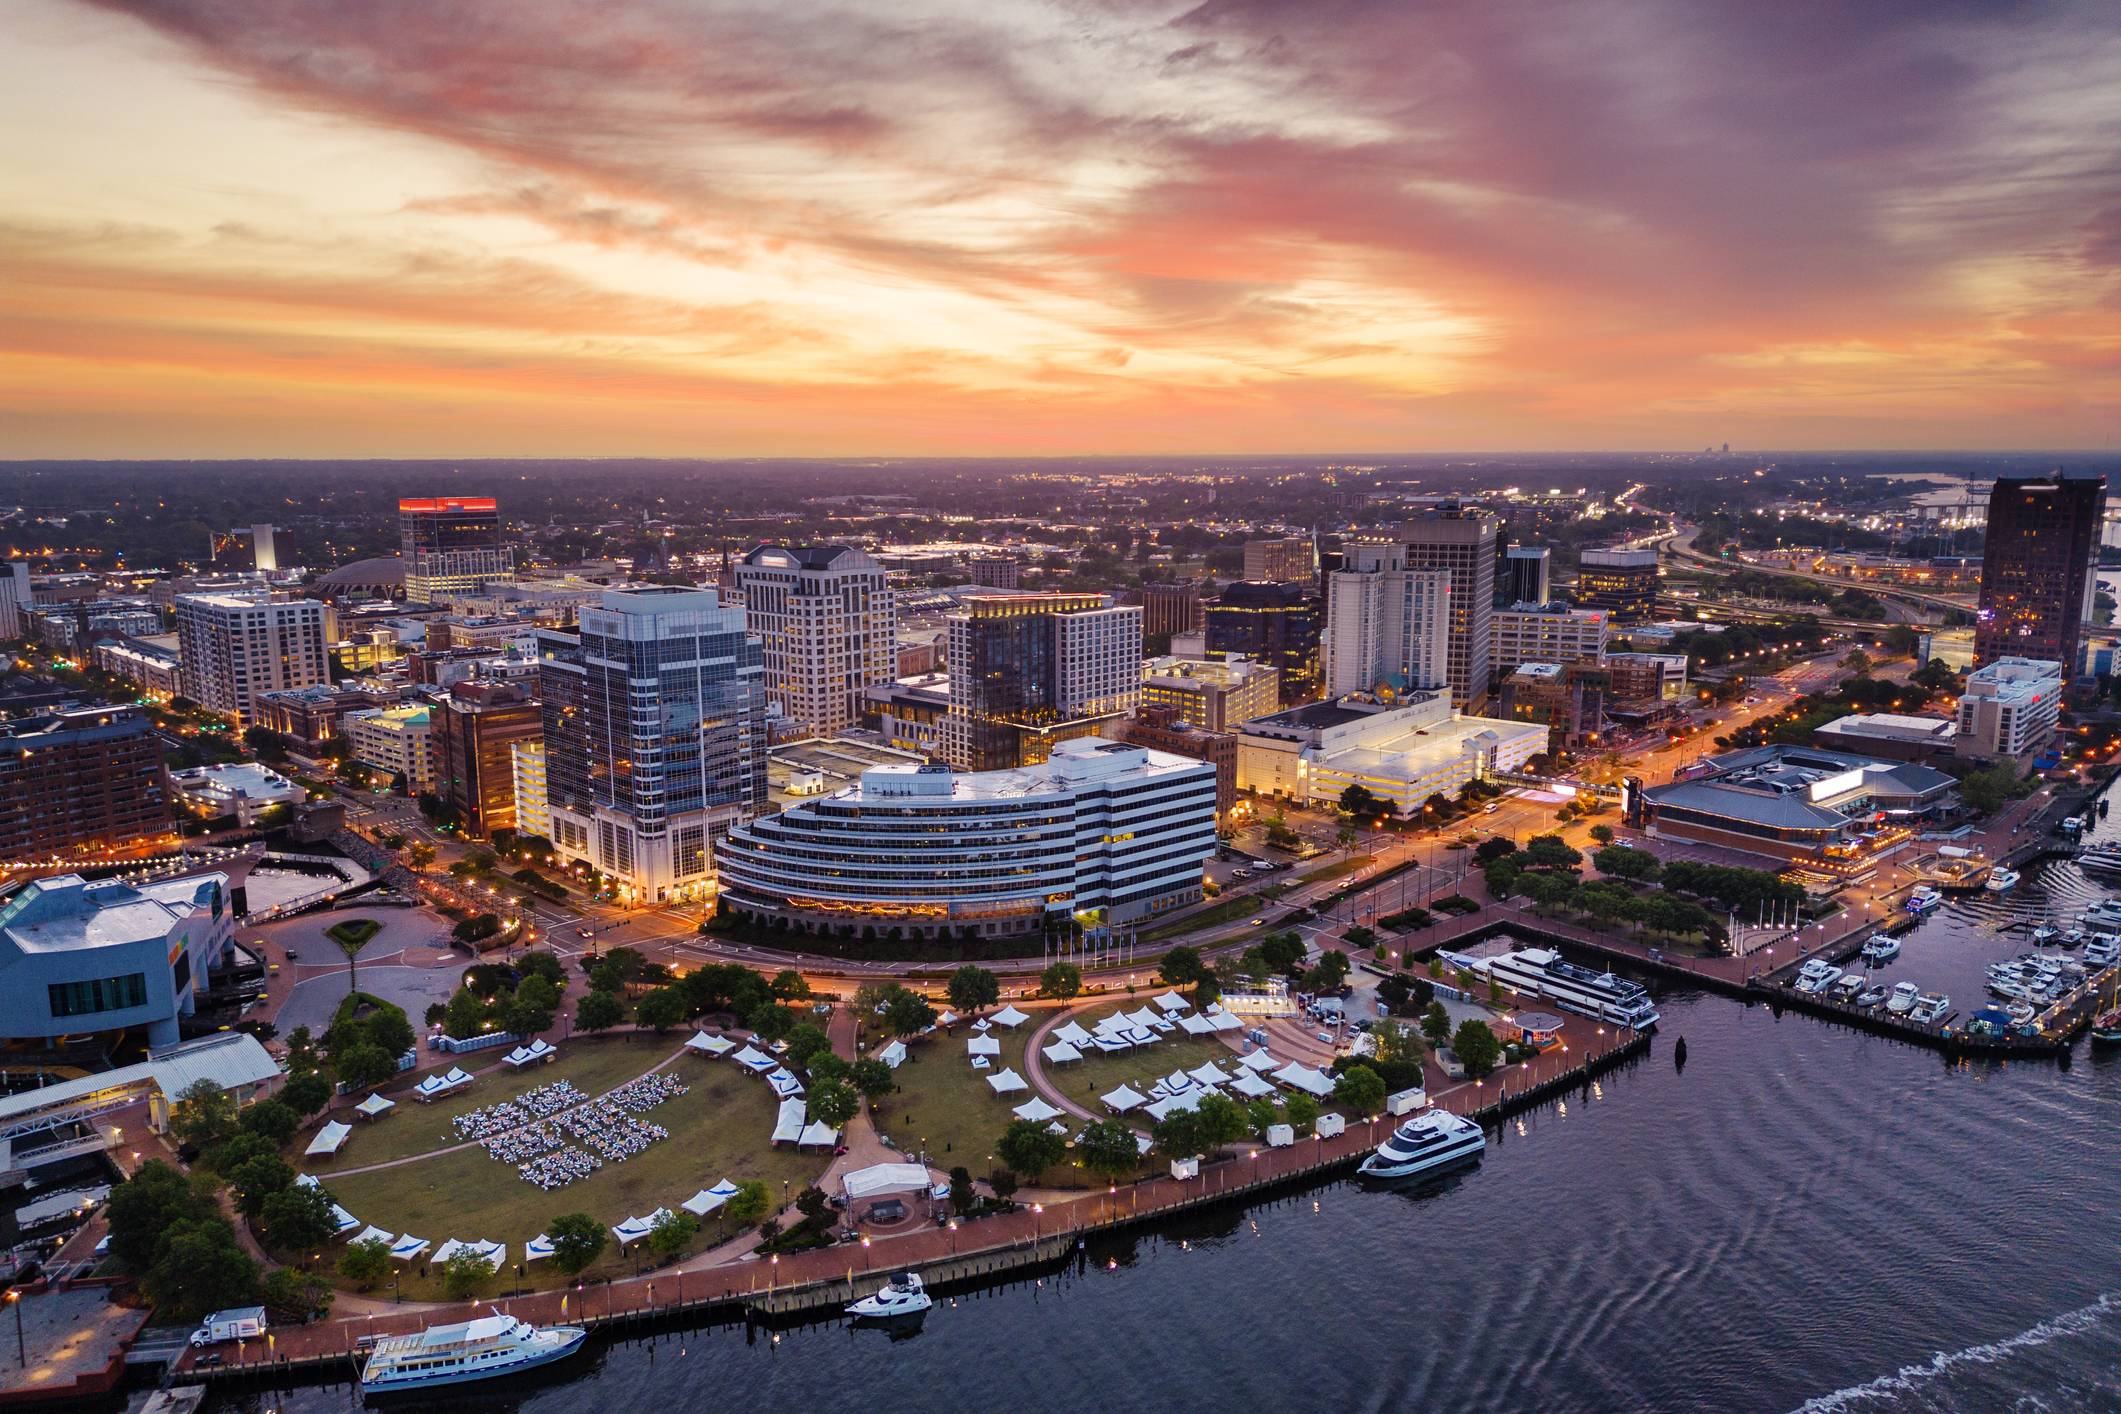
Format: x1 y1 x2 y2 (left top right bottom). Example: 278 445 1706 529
1483 803 1500 814
1316 1031 1334 1044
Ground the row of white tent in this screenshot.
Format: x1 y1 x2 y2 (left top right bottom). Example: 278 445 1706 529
770 1096 840 1148
502 1039 558 1069
1099 1053 1335 1114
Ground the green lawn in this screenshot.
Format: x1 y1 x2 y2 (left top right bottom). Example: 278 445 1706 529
1042 999 1238 1117
325 918 382 948
296 1038 689 1171
308 1057 824 1300
862 1016 1037 1183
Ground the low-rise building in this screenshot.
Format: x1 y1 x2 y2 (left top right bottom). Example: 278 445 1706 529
862 672 951 757
342 705 435 792
91 635 181 701
1642 745 1956 864
1139 653 1281 732
1954 657 2063 765
1236 689 1544 811
1813 713 1959 763
170 762 306 826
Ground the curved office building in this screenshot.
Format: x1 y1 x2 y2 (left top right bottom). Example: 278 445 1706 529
715 738 1217 940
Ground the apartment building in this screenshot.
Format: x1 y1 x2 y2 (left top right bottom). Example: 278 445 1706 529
1319 540 1452 698
1489 604 1609 679
173 593 330 725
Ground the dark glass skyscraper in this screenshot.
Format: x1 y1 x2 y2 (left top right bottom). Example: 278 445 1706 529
399 496 512 604
1206 581 1323 704
1975 469 2106 672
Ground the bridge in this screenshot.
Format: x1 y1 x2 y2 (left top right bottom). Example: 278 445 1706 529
1483 769 1622 801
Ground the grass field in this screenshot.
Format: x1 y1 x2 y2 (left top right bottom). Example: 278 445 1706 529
864 1016 1038 1183
296 1039 677 1171
309 1057 824 1300
1042 998 1238 1115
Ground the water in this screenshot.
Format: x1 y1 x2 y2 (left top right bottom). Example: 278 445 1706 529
207 886 2121 1414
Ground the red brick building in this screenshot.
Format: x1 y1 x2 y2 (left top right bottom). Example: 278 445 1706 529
0 707 173 860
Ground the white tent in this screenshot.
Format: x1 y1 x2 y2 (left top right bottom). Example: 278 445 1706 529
503 1039 558 1068
1155 990 1191 1013
685 1032 735 1056
305 1121 352 1156
1145 1090 1203 1121
1209 1012 1243 1033
294 1173 320 1188
352 1225 393 1247
937 1011 960 1028
524 1234 557 1264
967 1036 1001 1057
683 1179 742 1217
991 1005 1030 1028
613 1212 663 1247
1094 1037 1132 1053
354 1093 394 1119
1053 1022 1094 1047
472 1239 506 1267
1188 1062 1232 1087
1102 1085 1147 1112
1178 1012 1217 1035
414 1068 473 1102
1273 1062 1336 1098
1124 1027 1157 1045
388 1234 429 1262
1127 1008 1166 1031
1231 1071 1277 1099
767 1068 805 1097
877 1040 908 1068
1164 1069 1194 1092
1135 1133 1154 1156
433 1238 474 1264
771 1098 807 1144
971 1019 991 1032
841 1162 932 1201
1237 1050 1280 1071
985 1068 1029 1095
733 1046 775 1072
797 1121 839 1147
1094 1014 1132 1035
1013 1096 1064 1122
1042 1041 1083 1065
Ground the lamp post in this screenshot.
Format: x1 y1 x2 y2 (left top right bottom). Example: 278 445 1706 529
6 1291 19 1369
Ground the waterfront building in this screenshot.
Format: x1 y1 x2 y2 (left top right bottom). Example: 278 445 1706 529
0 708 174 863
1139 654 1280 732
1205 582 1322 705
1235 689 1543 812
1812 713 1958 763
342 705 435 793
968 555 1020 589
1400 506 1499 708
431 680 543 836
736 544 896 738
1142 581 1207 638
1974 470 2105 671
173 593 330 725
1954 657 2063 765
1642 745 1955 863
510 741 550 843
1575 547 1660 624
537 587 766 904
1504 545 1552 607
1243 538 1315 585
1489 603 1609 679
401 497 513 606
1319 541 1451 698
715 738 1217 938
940 594 1141 771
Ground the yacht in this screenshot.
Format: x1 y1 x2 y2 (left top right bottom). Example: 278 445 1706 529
1831 972 1868 1001
2081 900 2121 928
2031 923 2059 944
1985 869 2021 893
1906 887 1944 914
1910 992 1952 1024
1861 936 1901 965
1358 1109 1487 1179
2073 849 2121 873
1886 981 1921 1014
2085 935 2120 966
1854 983 1890 1009
1472 948 1661 1029
1988 979 2034 1003
848 1271 933 1319
2060 928 2085 949
360 1315 587 1393
1794 961 1842 995
2091 1007 2121 1046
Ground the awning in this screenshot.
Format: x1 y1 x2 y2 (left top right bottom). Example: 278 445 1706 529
733 1047 775 1072
305 1121 352 1156
1101 1085 1147 1112
771 1098 807 1144
1042 1042 1083 1064
1013 1096 1064 1122
877 1040 908 1068
985 1068 1028 1095
967 1036 1001 1057
991 1006 1030 1028
841 1162 932 1201
685 1032 735 1056
682 1179 742 1217
354 1093 394 1118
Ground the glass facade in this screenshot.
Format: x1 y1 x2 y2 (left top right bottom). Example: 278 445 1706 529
1205 582 1322 702
49 971 148 1018
1975 471 2105 670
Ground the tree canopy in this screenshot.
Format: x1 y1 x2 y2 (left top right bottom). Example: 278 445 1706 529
996 1118 1068 1179
1076 1118 1142 1181
945 965 1001 1015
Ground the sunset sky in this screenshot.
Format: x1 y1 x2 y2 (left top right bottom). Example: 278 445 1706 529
3 0 2116 457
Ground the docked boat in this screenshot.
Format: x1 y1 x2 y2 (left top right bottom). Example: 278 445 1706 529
1985 869 2021 893
2082 900 2121 928
1461 948 1661 1030
1793 960 1842 995
1854 984 1889 1009
1886 981 1921 1014
848 1272 933 1319
2073 849 2121 873
1906 887 1944 914
2031 923 2059 944
1358 1109 1487 1179
2092 1008 2121 1045
2060 928 2085 949
1861 936 1901 966
1910 992 1951 1024
1830 972 1867 1001
360 1315 587 1393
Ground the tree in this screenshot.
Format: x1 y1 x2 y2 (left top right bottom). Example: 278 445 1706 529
1076 1118 1141 1181
576 990 624 1034
1474 836 1517 865
261 1183 339 1254
634 986 688 1033
142 1218 258 1321
407 841 437 870
227 1154 296 1220
1152 1110 1205 1160
105 1161 218 1273
645 1208 700 1259
808 1077 860 1130
1157 945 1210 990
1452 1019 1503 1077
443 985 491 1040
260 1265 335 1324
1593 845 1661 881
236 1098 300 1146
501 974 560 1038
726 1179 773 1228
1039 961 1082 1000
547 1212 608 1276
1194 1091 1249 1148
335 1041 397 1092
851 1057 895 1104
278 1069 333 1118
442 1248 496 1299
884 988 937 1037
1333 1063 1388 1114
946 965 1001 1015
1521 834 1583 869
769 969 812 1002
1588 824 1615 846
1245 1095 1282 1138
1283 1092 1320 1135
1302 949 1350 993
1372 1019 1425 1066
339 1236 393 1290
517 951 568 988
1841 648 1872 677
1421 1001 1452 1043
996 1118 1067 1180
1338 783 1378 816
171 1078 235 1148
1259 932 1306 975
603 947 648 985
784 1023 833 1070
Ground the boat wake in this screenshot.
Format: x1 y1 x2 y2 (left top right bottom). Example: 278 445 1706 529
1789 1292 2120 1413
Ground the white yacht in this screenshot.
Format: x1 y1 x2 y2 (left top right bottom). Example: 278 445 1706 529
1830 972 1867 1000
2082 900 2121 928
360 1315 587 1393
1906 887 1944 914
1886 981 1921 1014
1985 869 2021 893
848 1271 932 1319
1910 992 1951 1024
1854 983 1890 1009
2085 935 2120 966
1793 961 1841 995
1358 1110 1487 1179
1860 936 1901 965
1468 948 1661 1029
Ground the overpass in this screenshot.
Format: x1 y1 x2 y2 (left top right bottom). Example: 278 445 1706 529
1485 769 1622 801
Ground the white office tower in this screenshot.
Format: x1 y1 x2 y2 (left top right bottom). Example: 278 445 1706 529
735 544 896 737
1321 541 1451 698
250 524 278 573
174 593 329 725
0 561 27 639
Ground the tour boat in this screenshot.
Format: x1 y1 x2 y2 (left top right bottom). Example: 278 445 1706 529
360 1315 587 1393
1358 1109 1487 1180
1905 887 1944 914
1468 948 1661 1030
1985 869 2021 893
1910 992 1951 1024
848 1271 933 1319
1860 936 1901 966
1886 982 1921 1014
2074 849 2121 873
2092 1008 2121 1046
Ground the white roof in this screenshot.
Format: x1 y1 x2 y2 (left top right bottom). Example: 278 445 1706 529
1210 1012 1243 1032
354 1093 394 1117
1164 1069 1194 1092
1041 1042 1083 1064
771 1098 807 1143
1237 1050 1279 1071
967 1036 1001 1056
768 1068 805 1097
937 1011 960 1027
1155 991 1191 1013
682 1180 741 1216
1272 1063 1336 1097
985 1068 1028 1095
877 1040 907 1068
1231 1072 1277 1098
1188 1062 1231 1087
1052 1022 1094 1046
1178 1012 1217 1035
842 1162 932 1200
1127 1008 1165 1030
734 1047 775 1071
1102 1085 1147 1112
524 1234 557 1262
1013 1096 1064 1122
686 1032 735 1055
798 1121 839 1146
388 1234 429 1260
305 1121 352 1156
0 1031 278 1129
353 1225 393 1247
991 1006 1030 1027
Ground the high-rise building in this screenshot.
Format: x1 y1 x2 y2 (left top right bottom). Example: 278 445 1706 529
968 555 1019 589
400 497 513 606
250 524 277 573
1243 538 1314 585
1141 581 1207 638
0 561 29 640
1975 470 2106 671
537 587 765 903
0 707 174 862
1489 604 1609 680
510 740 550 843
1320 541 1451 698
1576 547 1660 624
1205 582 1323 705
432 680 544 837
1504 545 1551 606
173 593 329 725
1399 507 1499 707
940 594 1142 771
736 544 896 737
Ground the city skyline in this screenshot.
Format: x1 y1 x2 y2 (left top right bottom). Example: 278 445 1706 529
5 0 2117 458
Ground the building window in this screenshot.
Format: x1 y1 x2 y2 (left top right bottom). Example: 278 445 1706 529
49 972 149 1018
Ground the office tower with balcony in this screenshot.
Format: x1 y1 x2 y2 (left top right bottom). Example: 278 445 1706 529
537 587 766 904
736 545 896 737
1504 545 1551 606
1205 582 1323 704
1575 547 1659 624
1320 541 1452 698
1975 470 2106 671
400 497 514 606
940 594 1142 771
1400 505 1499 707
173 593 329 725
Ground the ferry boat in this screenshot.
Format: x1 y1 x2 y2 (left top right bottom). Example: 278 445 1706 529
1470 948 1661 1029
1905 887 1944 914
360 1314 587 1393
1358 1109 1487 1179
2073 849 2121 873
2092 1007 2121 1046
1984 869 2021 893
1861 936 1901 966
848 1271 933 1319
